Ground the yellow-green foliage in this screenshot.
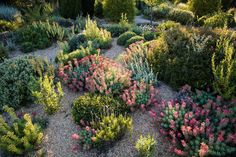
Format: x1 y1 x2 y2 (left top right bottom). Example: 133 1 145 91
212 36 236 99
83 17 112 49
135 135 156 157
0 106 43 155
32 75 64 115
93 114 132 144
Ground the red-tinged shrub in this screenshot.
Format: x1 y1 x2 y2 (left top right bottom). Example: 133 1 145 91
150 87 236 157
58 55 132 95
120 81 158 111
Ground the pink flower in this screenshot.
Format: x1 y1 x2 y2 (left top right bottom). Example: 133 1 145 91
199 143 209 157
174 148 186 156
181 140 187 147
160 112 164 117
86 126 91 132
173 111 178 119
141 104 145 112
71 133 79 140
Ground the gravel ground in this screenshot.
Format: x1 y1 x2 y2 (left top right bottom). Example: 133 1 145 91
135 15 163 25
3 34 177 157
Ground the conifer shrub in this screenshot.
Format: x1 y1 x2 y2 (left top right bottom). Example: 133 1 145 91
0 106 43 155
103 0 135 22
188 0 222 17
204 12 235 28
0 56 54 111
117 31 137 46
72 94 126 125
32 75 64 115
59 0 82 19
168 8 194 25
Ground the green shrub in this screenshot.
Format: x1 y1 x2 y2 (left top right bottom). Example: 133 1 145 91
93 114 132 146
148 27 213 89
59 0 82 19
16 25 51 53
106 24 130 37
0 106 43 155
0 43 8 63
168 8 194 24
156 20 181 33
103 0 135 22
72 94 126 124
125 35 145 47
130 26 143 35
204 12 235 28
152 3 173 19
0 56 54 111
32 75 64 115
94 0 104 17
143 31 156 41
51 16 74 27
117 31 137 46
83 17 112 49
135 135 156 157
212 36 236 99
188 0 222 17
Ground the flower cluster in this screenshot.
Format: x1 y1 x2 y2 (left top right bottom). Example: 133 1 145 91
150 88 236 157
58 55 132 95
120 81 158 111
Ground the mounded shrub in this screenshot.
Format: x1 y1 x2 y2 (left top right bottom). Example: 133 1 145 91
188 0 222 17
125 35 145 47
59 0 82 19
156 20 181 33
106 24 130 37
204 12 235 28
117 31 137 46
72 93 126 124
148 27 214 89
168 8 194 25
0 56 54 111
0 5 22 22
152 3 173 19
103 0 135 22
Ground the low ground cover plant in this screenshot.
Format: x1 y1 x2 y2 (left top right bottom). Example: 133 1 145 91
135 135 156 157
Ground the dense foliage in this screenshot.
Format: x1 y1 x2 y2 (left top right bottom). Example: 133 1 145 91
135 135 156 157
59 0 82 19
0 56 54 111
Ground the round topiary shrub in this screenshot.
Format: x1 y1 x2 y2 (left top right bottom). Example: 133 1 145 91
168 8 194 25
72 93 126 124
0 56 54 111
125 35 145 47
117 31 137 46
103 0 135 22
188 0 222 17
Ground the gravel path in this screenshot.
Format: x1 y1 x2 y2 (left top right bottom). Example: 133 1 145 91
135 15 163 25
103 38 125 59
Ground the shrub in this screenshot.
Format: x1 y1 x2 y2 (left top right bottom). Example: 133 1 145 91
135 135 156 157
32 21 65 41
94 0 103 17
120 81 157 111
117 31 137 46
83 17 112 49
59 0 82 19
143 31 156 41
0 5 22 22
118 42 158 85
32 75 64 115
0 20 18 32
0 43 8 62
51 16 74 27
125 35 145 47
0 106 43 155
106 24 130 37
58 55 132 94
0 56 54 111
152 3 173 19
16 25 51 53
204 12 235 28
93 114 132 147
56 41 100 64
130 26 143 36
72 93 126 124
188 0 222 17
156 20 181 34
212 36 236 99
153 88 236 157
168 8 194 25
148 27 213 89
103 0 135 22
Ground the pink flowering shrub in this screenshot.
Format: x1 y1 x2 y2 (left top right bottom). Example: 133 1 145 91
120 81 158 111
58 55 132 95
151 88 236 157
